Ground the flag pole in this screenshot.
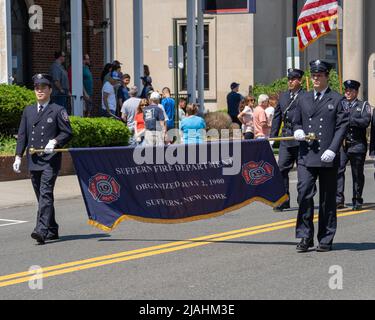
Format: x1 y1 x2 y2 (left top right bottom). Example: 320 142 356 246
336 27 343 94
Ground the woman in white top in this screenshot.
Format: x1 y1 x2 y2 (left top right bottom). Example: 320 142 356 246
238 96 256 140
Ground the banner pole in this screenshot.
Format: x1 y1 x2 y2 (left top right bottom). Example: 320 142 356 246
306 76 310 92
336 27 343 94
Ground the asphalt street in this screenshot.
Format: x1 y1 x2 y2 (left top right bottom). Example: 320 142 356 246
1 165 375 300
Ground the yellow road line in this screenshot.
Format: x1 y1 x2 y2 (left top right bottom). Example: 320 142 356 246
0 209 372 288
0 218 297 283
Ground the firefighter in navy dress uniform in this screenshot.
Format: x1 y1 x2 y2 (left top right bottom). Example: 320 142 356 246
336 80 371 211
271 68 305 212
293 60 349 252
13 74 73 245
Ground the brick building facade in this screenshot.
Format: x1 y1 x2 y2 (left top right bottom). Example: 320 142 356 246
4 0 109 112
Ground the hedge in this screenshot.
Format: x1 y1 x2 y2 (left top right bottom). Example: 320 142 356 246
68 116 131 148
0 84 36 134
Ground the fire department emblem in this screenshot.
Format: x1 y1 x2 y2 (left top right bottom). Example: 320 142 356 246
242 161 274 186
88 173 121 204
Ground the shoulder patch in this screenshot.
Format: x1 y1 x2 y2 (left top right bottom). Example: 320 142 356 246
61 109 69 122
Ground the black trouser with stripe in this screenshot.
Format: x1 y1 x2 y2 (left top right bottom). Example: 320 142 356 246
336 149 366 206
278 145 299 206
30 168 59 238
296 164 338 245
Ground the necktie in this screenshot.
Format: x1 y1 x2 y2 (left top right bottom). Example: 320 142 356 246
315 92 321 102
38 105 44 113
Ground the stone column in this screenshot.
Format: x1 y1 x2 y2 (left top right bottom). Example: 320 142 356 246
133 0 143 92
0 0 12 84
343 0 364 98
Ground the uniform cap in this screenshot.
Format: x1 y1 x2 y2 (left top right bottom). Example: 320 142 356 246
344 80 361 91
309 60 332 73
287 68 304 79
32 74 52 86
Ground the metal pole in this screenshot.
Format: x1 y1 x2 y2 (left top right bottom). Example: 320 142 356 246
133 0 144 92
197 0 205 115
173 19 180 132
104 0 113 64
71 0 83 116
4 0 13 84
186 0 196 103
293 0 298 36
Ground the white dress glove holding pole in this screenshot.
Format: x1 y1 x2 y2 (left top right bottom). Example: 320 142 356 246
294 130 306 141
13 156 22 174
321 150 336 163
44 140 57 154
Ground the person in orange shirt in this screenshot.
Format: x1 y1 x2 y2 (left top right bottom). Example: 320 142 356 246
253 94 271 139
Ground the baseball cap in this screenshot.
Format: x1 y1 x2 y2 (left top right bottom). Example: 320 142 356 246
230 82 240 90
111 71 121 80
150 91 161 100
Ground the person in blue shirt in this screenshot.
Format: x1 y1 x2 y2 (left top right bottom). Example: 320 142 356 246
161 87 176 130
180 103 206 144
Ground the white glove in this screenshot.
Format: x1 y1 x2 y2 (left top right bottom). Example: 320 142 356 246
13 156 22 174
294 130 306 141
269 141 275 147
321 150 336 163
44 140 57 154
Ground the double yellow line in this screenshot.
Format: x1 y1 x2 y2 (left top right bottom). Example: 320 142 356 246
0 208 371 288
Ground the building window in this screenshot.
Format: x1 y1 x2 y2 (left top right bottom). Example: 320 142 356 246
325 44 338 71
11 0 31 86
179 24 210 91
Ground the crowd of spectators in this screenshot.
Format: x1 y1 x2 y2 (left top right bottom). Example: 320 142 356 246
227 83 277 141
49 51 278 146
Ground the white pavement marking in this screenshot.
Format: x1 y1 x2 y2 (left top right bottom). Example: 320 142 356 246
0 219 28 227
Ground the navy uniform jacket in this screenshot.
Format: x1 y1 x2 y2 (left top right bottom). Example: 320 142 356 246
342 99 371 154
16 102 73 171
293 88 349 167
271 89 305 148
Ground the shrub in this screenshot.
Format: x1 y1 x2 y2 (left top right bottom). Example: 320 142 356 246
0 84 36 134
0 134 17 156
204 112 232 131
68 117 131 148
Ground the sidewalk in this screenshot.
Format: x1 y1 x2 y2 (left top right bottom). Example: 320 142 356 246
0 175 81 209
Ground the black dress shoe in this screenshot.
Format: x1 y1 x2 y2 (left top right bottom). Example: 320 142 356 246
45 234 59 241
31 232 45 245
352 204 362 211
296 238 314 252
316 244 332 252
273 202 290 212
336 203 345 209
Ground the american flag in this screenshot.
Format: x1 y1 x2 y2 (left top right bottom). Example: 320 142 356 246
297 0 339 51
